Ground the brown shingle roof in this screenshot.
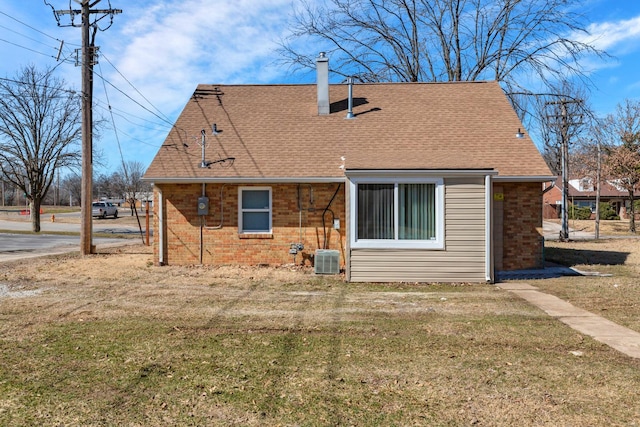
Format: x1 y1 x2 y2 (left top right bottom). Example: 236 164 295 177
144 81 552 181
566 180 629 198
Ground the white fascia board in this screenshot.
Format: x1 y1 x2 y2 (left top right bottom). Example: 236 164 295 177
143 177 347 184
345 169 498 178
493 175 557 182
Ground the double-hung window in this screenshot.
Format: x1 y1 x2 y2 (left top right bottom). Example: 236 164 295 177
239 187 272 233
350 177 444 249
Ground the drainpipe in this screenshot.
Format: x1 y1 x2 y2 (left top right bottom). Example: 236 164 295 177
485 174 493 283
200 183 205 264
157 187 164 265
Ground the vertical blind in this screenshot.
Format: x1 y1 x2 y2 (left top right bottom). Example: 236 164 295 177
357 183 435 240
399 183 435 239
357 184 394 239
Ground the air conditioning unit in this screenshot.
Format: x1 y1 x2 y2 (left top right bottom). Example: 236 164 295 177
314 249 340 274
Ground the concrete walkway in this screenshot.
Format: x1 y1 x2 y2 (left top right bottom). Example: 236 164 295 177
497 282 640 359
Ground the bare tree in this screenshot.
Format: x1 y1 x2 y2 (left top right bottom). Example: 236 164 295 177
600 100 640 233
62 173 83 207
115 160 151 215
280 0 603 96
541 82 591 174
0 65 81 231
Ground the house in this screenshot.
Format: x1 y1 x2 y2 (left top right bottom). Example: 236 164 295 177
143 55 553 283
543 177 628 219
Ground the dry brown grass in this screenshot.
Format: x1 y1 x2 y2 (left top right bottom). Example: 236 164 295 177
547 218 636 236
541 237 640 332
1 244 640 425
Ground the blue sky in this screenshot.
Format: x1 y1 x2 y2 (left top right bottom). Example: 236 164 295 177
1 0 640 175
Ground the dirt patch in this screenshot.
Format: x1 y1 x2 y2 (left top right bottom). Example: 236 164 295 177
0 283 46 298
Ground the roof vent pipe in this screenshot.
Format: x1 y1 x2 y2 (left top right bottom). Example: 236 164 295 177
200 129 207 168
316 52 330 115
346 76 355 119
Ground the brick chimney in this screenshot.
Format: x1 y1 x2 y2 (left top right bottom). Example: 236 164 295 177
316 52 329 115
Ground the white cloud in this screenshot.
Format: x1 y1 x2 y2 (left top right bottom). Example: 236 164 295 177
83 0 298 169
104 0 293 104
92 0 291 129
582 15 640 53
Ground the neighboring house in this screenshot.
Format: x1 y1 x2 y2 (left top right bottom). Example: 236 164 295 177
123 191 154 209
542 182 563 219
543 177 628 219
143 55 553 283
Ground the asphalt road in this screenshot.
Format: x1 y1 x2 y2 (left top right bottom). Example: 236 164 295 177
0 215 148 262
0 233 140 263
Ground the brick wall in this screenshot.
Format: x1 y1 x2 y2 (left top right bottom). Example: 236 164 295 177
153 183 346 267
542 184 561 219
501 182 544 270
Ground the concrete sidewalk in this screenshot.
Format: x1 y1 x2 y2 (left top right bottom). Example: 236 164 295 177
497 282 640 359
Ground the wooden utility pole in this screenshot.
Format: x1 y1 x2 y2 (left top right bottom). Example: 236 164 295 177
546 98 583 242
595 138 601 239
560 100 570 241
51 1 121 255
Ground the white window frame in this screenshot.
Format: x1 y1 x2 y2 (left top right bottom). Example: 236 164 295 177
238 186 272 234
349 177 444 249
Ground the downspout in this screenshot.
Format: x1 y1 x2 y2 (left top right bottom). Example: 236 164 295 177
158 187 164 265
485 174 493 283
200 183 205 264
298 185 303 243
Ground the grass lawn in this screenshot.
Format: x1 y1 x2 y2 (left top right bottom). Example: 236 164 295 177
542 237 640 333
1 244 640 426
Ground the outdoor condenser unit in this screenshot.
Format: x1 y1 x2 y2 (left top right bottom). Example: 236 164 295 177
314 249 340 275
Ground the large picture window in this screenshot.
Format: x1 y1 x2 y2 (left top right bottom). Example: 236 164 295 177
239 187 272 233
351 178 444 249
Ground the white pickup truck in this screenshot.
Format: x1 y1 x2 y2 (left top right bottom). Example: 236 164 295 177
92 201 118 219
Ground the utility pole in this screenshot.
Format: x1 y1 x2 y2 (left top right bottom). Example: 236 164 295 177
49 1 121 255
595 137 601 239
546 98 583 242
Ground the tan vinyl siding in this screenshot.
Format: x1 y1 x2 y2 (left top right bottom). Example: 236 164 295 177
349 177 487 282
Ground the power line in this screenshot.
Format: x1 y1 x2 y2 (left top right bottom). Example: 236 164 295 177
0 23 60 50
107 125 163 148
0 37 58 59
48 0 122 256
0 9 78 45
100 53 173 125
97 60 128 182
92 67 176 127
93 100 172 132
0 75 78 96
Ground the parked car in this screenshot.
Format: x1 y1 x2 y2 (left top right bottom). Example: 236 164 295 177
92 201 118 219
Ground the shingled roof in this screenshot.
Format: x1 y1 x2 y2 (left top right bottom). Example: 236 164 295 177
144 81 552 182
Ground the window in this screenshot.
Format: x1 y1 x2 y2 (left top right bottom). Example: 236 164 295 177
239 187 272 233
575 200 596 212
350 178 444 249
